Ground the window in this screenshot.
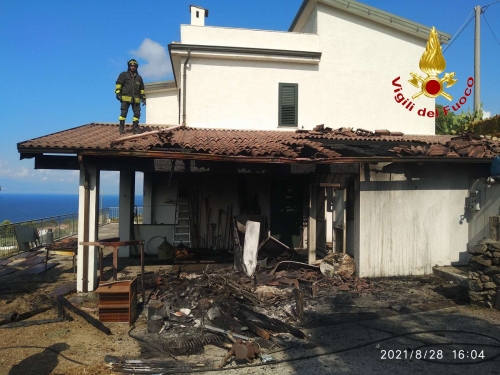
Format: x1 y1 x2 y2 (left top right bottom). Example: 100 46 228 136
279 83 298 127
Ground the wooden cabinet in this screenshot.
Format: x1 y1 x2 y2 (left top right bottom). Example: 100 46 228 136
96 278 137 325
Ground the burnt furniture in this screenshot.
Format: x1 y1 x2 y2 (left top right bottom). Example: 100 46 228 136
80 239 145 304
13 225 42 252
45 237 78 278
95 278 137 325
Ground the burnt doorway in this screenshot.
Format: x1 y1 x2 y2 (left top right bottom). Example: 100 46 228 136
270 176 305 248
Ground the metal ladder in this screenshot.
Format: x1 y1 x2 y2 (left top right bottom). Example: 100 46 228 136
173 194 191 248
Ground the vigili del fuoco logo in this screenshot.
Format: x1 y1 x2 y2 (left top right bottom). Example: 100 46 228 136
392 27 474 118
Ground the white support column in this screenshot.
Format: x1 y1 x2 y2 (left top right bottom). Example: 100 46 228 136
308 184 317 264
77 168 88 292
77 162 99 292
88 167 100 290
119 171 135 257
143 172 154 225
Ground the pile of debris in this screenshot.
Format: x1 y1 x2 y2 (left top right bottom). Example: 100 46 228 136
468 238 500 309
105 250 371 372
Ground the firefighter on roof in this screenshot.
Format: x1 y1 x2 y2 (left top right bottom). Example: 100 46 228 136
115 59 146 134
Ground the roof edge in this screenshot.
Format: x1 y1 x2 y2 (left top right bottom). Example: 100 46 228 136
289 0 451 43
16 147 494 165
169 43 322 59
145 80 177 92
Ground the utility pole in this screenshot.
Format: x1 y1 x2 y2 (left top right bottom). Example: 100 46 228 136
474 5 481 113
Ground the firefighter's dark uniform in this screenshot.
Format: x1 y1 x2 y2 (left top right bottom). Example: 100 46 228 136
115 64 145 133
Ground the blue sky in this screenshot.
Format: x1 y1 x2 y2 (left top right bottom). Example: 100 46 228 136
1 0 499 196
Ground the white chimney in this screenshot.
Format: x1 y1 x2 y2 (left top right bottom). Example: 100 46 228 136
190 5 209 26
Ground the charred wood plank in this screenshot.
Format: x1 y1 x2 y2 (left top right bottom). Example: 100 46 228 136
16 306 53 322
0 289 29 295
0 317 66 329
17 262 57 276
225 280 259 305
49 282 76 298
236 310 278 332
239 305 306 339
13 255 45 268
297 279 320 298
204 324 250 341
233 219 244 272
57 296 111 335
312 281 319 298
0 312 18 326
235 311 270 340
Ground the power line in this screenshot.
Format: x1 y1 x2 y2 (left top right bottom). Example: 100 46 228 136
482 0 500 11
442 1 500 54
482 13 500 47
443 10 474 54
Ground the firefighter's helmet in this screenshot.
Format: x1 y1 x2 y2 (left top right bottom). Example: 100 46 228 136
128 59 139 67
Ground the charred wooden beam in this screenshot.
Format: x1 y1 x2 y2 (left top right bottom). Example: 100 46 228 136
0 317 67 329
16 306 53 322
57 296 111 335
297 279 320 298
0 312 18 326
235 311 270 340
224 279 260 305
204 325 251 341
239 305 306 339
312 281 319 298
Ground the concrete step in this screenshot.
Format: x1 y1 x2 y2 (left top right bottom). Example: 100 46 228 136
433 265 470 287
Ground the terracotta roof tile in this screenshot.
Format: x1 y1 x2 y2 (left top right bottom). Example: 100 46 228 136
17 123 499 161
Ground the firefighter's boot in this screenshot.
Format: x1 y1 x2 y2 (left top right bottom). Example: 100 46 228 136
132 120 140 134
119 120 125 135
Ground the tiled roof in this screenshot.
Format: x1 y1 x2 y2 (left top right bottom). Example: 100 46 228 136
17 123 498 161
390 133 500 158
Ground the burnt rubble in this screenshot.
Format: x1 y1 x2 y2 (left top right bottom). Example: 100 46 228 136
390 132 500 158
100 254 467 373
115 252 372 366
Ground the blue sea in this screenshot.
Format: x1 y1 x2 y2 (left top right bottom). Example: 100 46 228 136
0 194 143 223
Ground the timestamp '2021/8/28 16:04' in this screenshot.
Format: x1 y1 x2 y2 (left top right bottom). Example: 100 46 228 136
453 349 485 360
380 349 486 360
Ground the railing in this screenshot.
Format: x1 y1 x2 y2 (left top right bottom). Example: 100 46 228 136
0 208 111 258
109 206 143 224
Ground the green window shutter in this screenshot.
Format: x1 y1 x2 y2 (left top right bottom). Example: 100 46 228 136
279 83 298 127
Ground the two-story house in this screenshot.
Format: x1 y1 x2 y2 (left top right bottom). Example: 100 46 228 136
18 0 497 293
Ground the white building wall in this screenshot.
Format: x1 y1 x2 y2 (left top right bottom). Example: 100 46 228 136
146 89 179 125
314 3 435 134
300 6 317 34
357 163 469 277
151 174 178 225
166 4 436 134
180 25 320 52
184 58 319 129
